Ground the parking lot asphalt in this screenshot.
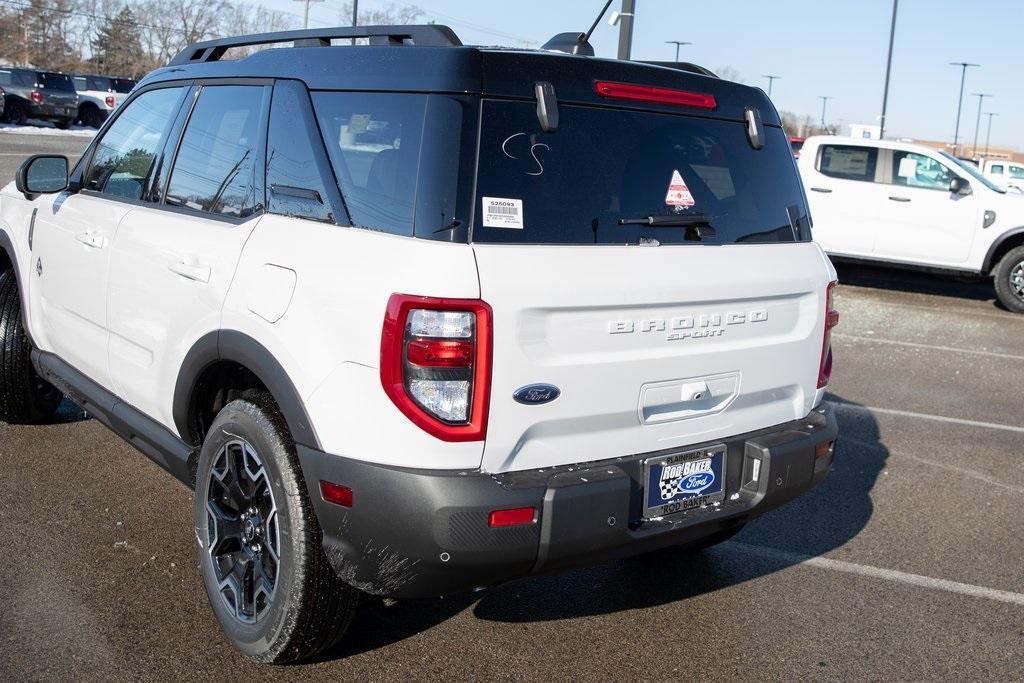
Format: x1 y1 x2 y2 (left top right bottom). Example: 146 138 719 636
1 132 1022 681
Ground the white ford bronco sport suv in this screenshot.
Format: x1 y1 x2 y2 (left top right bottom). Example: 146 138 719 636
0 26 839 663
798 135 1024 312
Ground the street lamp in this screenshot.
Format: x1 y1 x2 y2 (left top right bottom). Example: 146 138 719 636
665 40 691 62
879 0 899 139
762 74 780 98
970 93 992 158
983 112 998 158
818 96 833 132
949 61 980 155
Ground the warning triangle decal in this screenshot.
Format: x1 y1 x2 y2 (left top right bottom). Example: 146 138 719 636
665 169 696 207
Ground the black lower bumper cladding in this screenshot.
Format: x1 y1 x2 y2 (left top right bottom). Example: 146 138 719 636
297 404 837 599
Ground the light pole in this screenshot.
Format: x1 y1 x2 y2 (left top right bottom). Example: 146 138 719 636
819 96 833 132
970 93 991 158
983 112 998 158
949 61 979 155
665 40 691 62
762 74 780 98
879 0 899 139
294 0 325 28
616 0 636 60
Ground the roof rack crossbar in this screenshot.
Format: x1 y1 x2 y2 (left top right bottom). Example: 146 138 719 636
168 25 462 66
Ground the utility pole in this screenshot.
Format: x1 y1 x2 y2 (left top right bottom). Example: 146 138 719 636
616 0 636 60
294 0 325 29
878 0 899 139
949 61 979 155
983 112 998 158
762 75 780 98
970 92 991 158
665 40 691 62
818 96 833 132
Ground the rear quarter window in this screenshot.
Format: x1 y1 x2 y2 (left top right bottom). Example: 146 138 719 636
817 144 878 182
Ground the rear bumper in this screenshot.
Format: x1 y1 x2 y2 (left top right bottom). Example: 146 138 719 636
298 403 837 599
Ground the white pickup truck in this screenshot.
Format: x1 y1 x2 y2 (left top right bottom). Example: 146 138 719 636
978 158 1024 194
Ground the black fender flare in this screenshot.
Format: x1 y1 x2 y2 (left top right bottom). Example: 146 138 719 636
982 227 1024 273
0 229 29 318
173 330 321 449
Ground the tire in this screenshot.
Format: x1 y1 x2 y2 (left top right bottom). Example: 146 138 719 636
993 245 1024 314
78 106 102 129
5 100 26 125
0 269 62 423
194 393 359 663
53 118 71 130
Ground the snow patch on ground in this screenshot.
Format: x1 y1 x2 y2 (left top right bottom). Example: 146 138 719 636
0 120 96 137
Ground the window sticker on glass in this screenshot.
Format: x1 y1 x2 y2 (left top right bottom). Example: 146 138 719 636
897 157 918 179
348 114 371 134
482 196 524 229
665 169 695 207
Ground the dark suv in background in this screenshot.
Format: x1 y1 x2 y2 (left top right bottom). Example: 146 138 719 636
0 66 78 128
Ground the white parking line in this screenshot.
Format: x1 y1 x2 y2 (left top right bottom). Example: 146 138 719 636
829 401 1024 435
833 333 1024 362
834 294 1023 324
723 542 1024 607
840 434 1024 495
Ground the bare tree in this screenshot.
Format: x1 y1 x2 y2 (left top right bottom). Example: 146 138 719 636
337 2 423 27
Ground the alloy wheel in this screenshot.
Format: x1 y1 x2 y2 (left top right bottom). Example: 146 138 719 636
205 438 280 624
1010 261 1024 301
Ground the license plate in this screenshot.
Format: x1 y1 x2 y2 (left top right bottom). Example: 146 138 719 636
643 444 727 518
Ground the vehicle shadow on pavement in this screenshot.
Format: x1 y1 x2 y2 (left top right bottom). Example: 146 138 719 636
468 394 887 624
833 263 997 305
52 397 89 423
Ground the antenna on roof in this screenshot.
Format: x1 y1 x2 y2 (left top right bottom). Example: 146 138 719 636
540 0 613 56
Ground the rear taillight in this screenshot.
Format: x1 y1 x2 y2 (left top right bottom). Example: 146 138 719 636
381 294 492 441
817 282 840 388
29 90 42 104
594 80 717 110
105 95 115 107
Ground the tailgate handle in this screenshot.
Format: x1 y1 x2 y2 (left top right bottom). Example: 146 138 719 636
810 187 833 193
888 196 911 202
679 380 710 402
639 373 740 425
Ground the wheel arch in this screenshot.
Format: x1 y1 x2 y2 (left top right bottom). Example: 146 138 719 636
983 227 1024 274
173 330 320 450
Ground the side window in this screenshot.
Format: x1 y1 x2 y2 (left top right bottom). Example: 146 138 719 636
83 87 184 200
1009 166 1024 180
0 70 10 86
817 145 878 182
990 164 1004 175
15 70 34 87
312 91 426 236
266 82 334 223
892 151 954 191
165 85 268 218
73 76 87 91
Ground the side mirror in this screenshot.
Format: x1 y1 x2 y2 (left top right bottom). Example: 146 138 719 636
15 155 69 196
949 176 972 196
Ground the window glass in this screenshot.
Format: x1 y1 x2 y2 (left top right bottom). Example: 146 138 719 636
112 78 136 94
15 70 33 87
0 70 10 86
817 145 878 182
990 164 1004 175
83 87 183 199
892 151 954 190
40 72 74 92
1009 166 1024 179
88 76 112 92
474 100 809 245
266 83 333 223
312 92 425 236
72 76 87 90
166 85 267 218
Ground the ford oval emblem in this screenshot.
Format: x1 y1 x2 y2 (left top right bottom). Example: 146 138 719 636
513 384 561 405
680 471 715 495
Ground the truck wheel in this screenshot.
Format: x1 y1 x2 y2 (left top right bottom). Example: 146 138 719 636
0 269 62 423
5 100 26 125
53 118 71 130
993 245 1024 314
194 393 359 663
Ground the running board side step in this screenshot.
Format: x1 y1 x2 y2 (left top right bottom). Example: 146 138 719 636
32 350 197 488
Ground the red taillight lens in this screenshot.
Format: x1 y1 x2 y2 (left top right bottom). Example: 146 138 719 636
105 95 116 107
817 282 840 388
488 507 536 528
29 90 43 104
594 80 717 110
320 481 353 508
381 294 492 442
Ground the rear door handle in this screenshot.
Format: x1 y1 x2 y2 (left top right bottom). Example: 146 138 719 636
810 187 833 193
75 231 106 249
888 196 911 202
168 260 211 283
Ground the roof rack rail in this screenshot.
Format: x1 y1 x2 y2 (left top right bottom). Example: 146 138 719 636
168 25 462 66
640 61 718 78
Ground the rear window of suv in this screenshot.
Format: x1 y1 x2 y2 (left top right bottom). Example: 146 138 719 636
40 72 75 92
472 101 809 245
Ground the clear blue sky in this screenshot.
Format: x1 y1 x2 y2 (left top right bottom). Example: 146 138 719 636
262 0 1023 150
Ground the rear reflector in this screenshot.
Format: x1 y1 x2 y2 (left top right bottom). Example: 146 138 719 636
815 441 834 459
320 481 353 508
594 80 717 110
488 506 536 528
406 338 473 368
